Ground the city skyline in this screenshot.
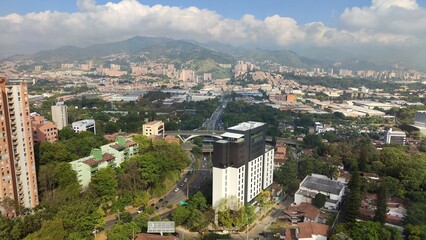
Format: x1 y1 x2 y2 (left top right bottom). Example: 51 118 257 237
1 0 426 70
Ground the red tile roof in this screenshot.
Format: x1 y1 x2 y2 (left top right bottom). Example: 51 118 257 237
284 202 320 220
135 233 177 240
83 153 115 167
298 222 329 239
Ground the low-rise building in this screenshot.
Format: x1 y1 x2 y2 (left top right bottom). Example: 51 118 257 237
142 120 165 137
274 142 287 168
30 113 58 143
384 128 406 145
296 222 330 240
294 174 345 210
70 136 138 188
283 202 323 224
72 119 96 134
414 111 426 127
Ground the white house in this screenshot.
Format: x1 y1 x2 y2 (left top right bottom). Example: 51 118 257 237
294 174 345 210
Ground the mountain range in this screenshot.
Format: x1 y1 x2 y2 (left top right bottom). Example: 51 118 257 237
5 36 398 71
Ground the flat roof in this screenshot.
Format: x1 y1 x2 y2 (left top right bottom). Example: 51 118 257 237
72 119 95 126
228 121 265 131
302 175 344 195
144 120 163 126
221 132 244 139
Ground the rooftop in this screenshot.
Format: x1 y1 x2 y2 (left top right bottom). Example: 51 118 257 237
83 153 115 167
284 202 320 220
221 132 244 139
301 175 345 195
144 120 163 126
72 119 95 126
135 233 177 240
228 121 265 131
297 222 329 238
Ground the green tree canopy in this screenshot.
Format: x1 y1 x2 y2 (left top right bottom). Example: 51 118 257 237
313 193 326 208
90 167 118 202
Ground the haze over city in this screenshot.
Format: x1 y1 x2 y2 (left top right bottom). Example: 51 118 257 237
2 0 426 69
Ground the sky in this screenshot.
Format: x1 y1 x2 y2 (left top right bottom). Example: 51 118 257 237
1 0 426 66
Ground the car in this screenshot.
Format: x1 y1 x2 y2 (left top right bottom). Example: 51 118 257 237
158 198 164 202
180 183 184 187
174 188 179 192
184 178 188 183
137 206 145 214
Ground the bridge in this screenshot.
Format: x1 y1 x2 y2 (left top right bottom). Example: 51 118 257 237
166 130 225 143
166 130 305 147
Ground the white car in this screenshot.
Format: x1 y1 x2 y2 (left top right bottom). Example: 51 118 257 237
174 188 179 192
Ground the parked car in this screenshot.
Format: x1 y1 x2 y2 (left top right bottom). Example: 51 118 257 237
137 206 145 214
174 188 179 192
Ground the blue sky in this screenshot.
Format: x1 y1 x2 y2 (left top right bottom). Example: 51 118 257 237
0 0 377 26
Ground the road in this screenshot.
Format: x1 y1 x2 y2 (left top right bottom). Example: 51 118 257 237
104 153 208 230
203 95 228 131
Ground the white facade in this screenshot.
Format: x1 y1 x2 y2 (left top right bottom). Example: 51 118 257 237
247 155 263 202
212 121 274 209
295 174 345 210
70 137 138 188
72 119 96 134
51 102 68 130
414 111 426 127
385 129 406 145
263 148 274 189
212 165 245 209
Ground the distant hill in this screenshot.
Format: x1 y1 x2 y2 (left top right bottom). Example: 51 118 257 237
5 36 398 71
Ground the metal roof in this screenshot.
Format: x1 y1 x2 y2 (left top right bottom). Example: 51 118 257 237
221 132 244 139
301 175 344 195
228 121 265 131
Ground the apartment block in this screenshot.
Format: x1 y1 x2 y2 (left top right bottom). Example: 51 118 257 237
142 120 165 137
51 101 68 130
30 113 58 143
212 121 274 209
0 77 38 216
70 136 138 188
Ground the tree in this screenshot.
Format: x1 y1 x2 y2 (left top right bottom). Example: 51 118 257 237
38 141 74 164
132 135 153 154
374 184 388 224
218 209 233 229
58 127 77 141
133 213 150 232
172 206 191 226
24 218 67 240
187 209 208 231
274 160 299 193
188 192 208 211
107 222 140 240
303 135 323 148
245 205 256 225
343 168 361 223
90 167 118 202
191 146 203 157
313 193 326 208
404 203 426 226
120 211 133 223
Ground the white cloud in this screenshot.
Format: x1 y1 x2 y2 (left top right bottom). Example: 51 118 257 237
0 0 424 56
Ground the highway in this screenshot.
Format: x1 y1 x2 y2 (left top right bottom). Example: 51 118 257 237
203 95 228 131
